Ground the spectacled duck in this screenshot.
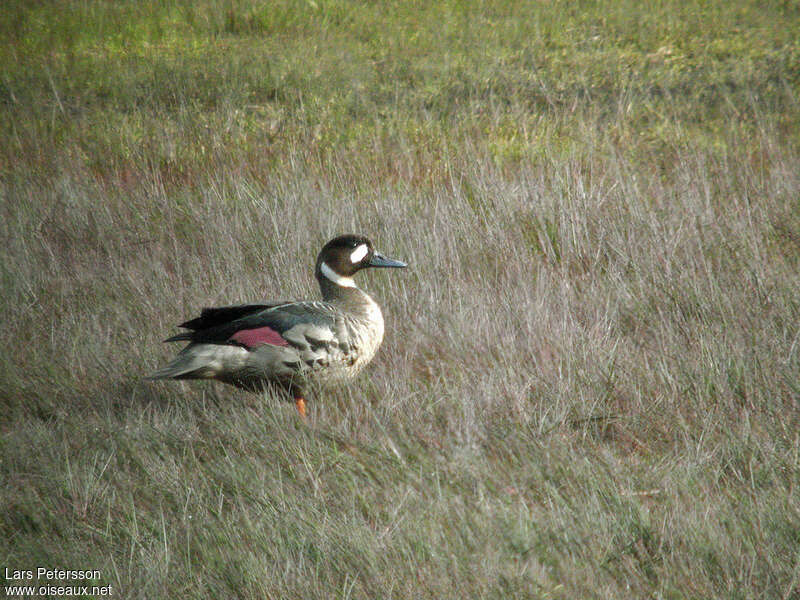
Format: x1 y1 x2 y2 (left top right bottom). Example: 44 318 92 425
148 234 407 417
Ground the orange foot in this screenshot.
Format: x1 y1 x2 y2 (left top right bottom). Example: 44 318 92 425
294 397 307 418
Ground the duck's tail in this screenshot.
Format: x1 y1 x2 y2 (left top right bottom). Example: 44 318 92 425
147 344 246 380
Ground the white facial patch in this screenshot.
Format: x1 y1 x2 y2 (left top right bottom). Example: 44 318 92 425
350 244 369 264
320 262 356 288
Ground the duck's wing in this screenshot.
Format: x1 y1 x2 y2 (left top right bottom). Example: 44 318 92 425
177 303 284 331
166 301 345 353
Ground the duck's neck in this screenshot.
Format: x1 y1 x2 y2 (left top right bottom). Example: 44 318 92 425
316 266 375 312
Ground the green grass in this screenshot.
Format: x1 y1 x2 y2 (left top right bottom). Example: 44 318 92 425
2 1 800 598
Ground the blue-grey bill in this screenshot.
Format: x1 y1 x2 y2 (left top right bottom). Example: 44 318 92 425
369 252 407 268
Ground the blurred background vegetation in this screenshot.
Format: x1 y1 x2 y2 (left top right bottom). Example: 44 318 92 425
3 0 798 182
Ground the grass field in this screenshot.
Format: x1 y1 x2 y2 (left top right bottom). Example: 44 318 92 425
2 1 800 598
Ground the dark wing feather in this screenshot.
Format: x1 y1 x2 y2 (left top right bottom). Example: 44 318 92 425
170 301 339 348
178 303 286 330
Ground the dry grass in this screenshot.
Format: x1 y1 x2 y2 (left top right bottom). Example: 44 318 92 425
2 1 800 598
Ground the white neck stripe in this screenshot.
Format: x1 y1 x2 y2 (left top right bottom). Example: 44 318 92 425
320 262 356 288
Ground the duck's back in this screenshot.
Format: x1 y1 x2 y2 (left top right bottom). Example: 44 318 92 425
151 295 384 389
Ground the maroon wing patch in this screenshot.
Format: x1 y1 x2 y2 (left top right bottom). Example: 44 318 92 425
230 326 290 349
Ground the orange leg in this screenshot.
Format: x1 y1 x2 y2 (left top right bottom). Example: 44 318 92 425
294 396 307 418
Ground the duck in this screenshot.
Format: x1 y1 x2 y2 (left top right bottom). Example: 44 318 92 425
148 234 407 417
